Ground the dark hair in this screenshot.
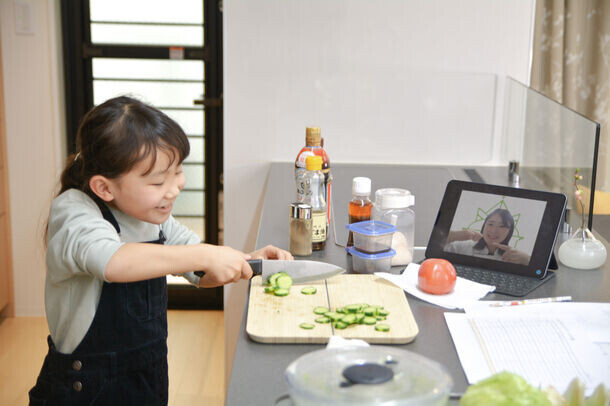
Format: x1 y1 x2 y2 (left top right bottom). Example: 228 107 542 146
60 96 189 196
45 96 189 244
473 208 515 255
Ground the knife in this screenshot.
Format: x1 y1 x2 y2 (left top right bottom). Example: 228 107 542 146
194 259 345 284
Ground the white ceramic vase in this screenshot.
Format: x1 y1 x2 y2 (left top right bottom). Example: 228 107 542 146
558 227 607 270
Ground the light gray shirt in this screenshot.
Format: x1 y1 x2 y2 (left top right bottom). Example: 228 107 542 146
444 239 503 261
45 189 201 354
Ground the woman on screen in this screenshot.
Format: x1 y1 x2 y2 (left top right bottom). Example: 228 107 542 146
444 208 530 265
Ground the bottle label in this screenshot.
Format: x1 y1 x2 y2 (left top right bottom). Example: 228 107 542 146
311 211 327 243
296 150 315 169
295 173 311 203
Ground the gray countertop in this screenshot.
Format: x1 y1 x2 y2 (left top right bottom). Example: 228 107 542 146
226 162 610 406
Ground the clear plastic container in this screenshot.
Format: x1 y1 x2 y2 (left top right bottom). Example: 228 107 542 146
345 220 396 254
347 247 396 273
371 188 415 266
285 346 452 406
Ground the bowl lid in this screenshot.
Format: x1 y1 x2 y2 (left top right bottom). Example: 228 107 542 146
285 346 452 405
345 220 396 236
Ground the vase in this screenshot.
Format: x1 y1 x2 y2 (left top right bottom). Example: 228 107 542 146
558 227 607 270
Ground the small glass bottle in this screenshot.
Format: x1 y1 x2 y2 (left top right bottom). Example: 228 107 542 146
290 202 312 256
303 155 327 251
347 177 373 247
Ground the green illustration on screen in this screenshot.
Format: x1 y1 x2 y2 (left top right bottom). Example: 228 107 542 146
463 197 524 248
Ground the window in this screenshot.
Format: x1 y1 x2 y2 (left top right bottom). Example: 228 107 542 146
61 0 223 308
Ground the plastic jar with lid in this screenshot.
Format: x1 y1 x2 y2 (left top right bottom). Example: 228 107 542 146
371 188 415 266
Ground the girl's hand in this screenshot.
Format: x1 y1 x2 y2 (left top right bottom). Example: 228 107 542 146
198 246 253 287
447 229 482 243
249 245 294 261
494 243 531 265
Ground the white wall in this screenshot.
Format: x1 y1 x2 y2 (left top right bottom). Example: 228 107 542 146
223 0 535 384
0 0 65 316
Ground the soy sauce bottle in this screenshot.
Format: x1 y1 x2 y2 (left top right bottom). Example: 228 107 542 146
295 127 331 222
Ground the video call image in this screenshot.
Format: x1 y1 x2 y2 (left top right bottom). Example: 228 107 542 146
443 191 547 266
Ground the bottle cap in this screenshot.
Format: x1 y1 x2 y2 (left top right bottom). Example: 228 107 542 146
374 188 414 209
305 127 322 146
352 177 371 195
305 155 323 170
290 202 312 219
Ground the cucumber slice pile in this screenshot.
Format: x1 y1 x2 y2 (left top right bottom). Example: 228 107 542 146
306 303 390 332
263 272 293 296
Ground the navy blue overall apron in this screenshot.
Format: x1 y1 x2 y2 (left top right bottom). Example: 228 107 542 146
29 201 169 405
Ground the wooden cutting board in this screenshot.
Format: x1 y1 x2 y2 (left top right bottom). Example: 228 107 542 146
246 274 419 344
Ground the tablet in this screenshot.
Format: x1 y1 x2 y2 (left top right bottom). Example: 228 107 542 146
426 180 567 279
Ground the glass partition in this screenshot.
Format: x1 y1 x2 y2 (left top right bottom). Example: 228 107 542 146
503 77 600 231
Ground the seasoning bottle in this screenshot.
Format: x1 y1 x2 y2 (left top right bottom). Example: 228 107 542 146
303 155 327 251
295 127 331 221
290 202 312 256
347 177 373 247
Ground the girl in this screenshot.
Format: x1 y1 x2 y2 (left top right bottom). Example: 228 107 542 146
29 96 292 405
445 208 530 265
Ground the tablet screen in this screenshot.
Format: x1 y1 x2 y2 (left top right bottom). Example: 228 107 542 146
426 181 566 278
443 190 547 266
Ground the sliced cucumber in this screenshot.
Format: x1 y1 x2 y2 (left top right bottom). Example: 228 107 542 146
274 288 290 296
363 306 377 316
362 316 377 325
313 306 329 315
341 314 357 325
345 304 361 313
325 312 342 322
300 287 317 295
276 275 293 289
265 272 293 297
268 273 281 286
299 322 315 330
305 303 390 332
375 323 390 332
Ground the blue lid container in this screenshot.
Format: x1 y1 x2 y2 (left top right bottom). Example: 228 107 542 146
345 220 396 235
346 220 396 254
346 246 396 273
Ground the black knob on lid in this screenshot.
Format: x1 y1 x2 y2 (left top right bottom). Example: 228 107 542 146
342 363 394 386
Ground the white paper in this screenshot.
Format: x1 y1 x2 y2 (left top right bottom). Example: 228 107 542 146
445 302 610 395
375 263 495 309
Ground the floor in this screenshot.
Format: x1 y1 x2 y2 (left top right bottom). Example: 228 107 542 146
0 310 225 406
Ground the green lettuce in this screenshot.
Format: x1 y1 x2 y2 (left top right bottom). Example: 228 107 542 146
460 371 551 406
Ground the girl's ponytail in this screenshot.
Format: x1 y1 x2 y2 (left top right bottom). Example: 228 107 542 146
58 153 87 195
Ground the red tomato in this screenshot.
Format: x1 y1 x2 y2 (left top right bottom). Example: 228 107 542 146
418 258 457 295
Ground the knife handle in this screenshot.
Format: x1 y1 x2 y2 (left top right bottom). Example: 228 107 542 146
194 259 262 278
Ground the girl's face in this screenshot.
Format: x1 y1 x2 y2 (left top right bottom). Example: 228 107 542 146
482 214 510 246
107 149 185 224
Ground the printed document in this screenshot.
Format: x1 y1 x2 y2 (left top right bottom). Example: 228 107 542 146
445 302 610 395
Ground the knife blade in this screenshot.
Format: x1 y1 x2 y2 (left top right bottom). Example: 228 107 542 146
254 259 345 284
194 259 345 284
